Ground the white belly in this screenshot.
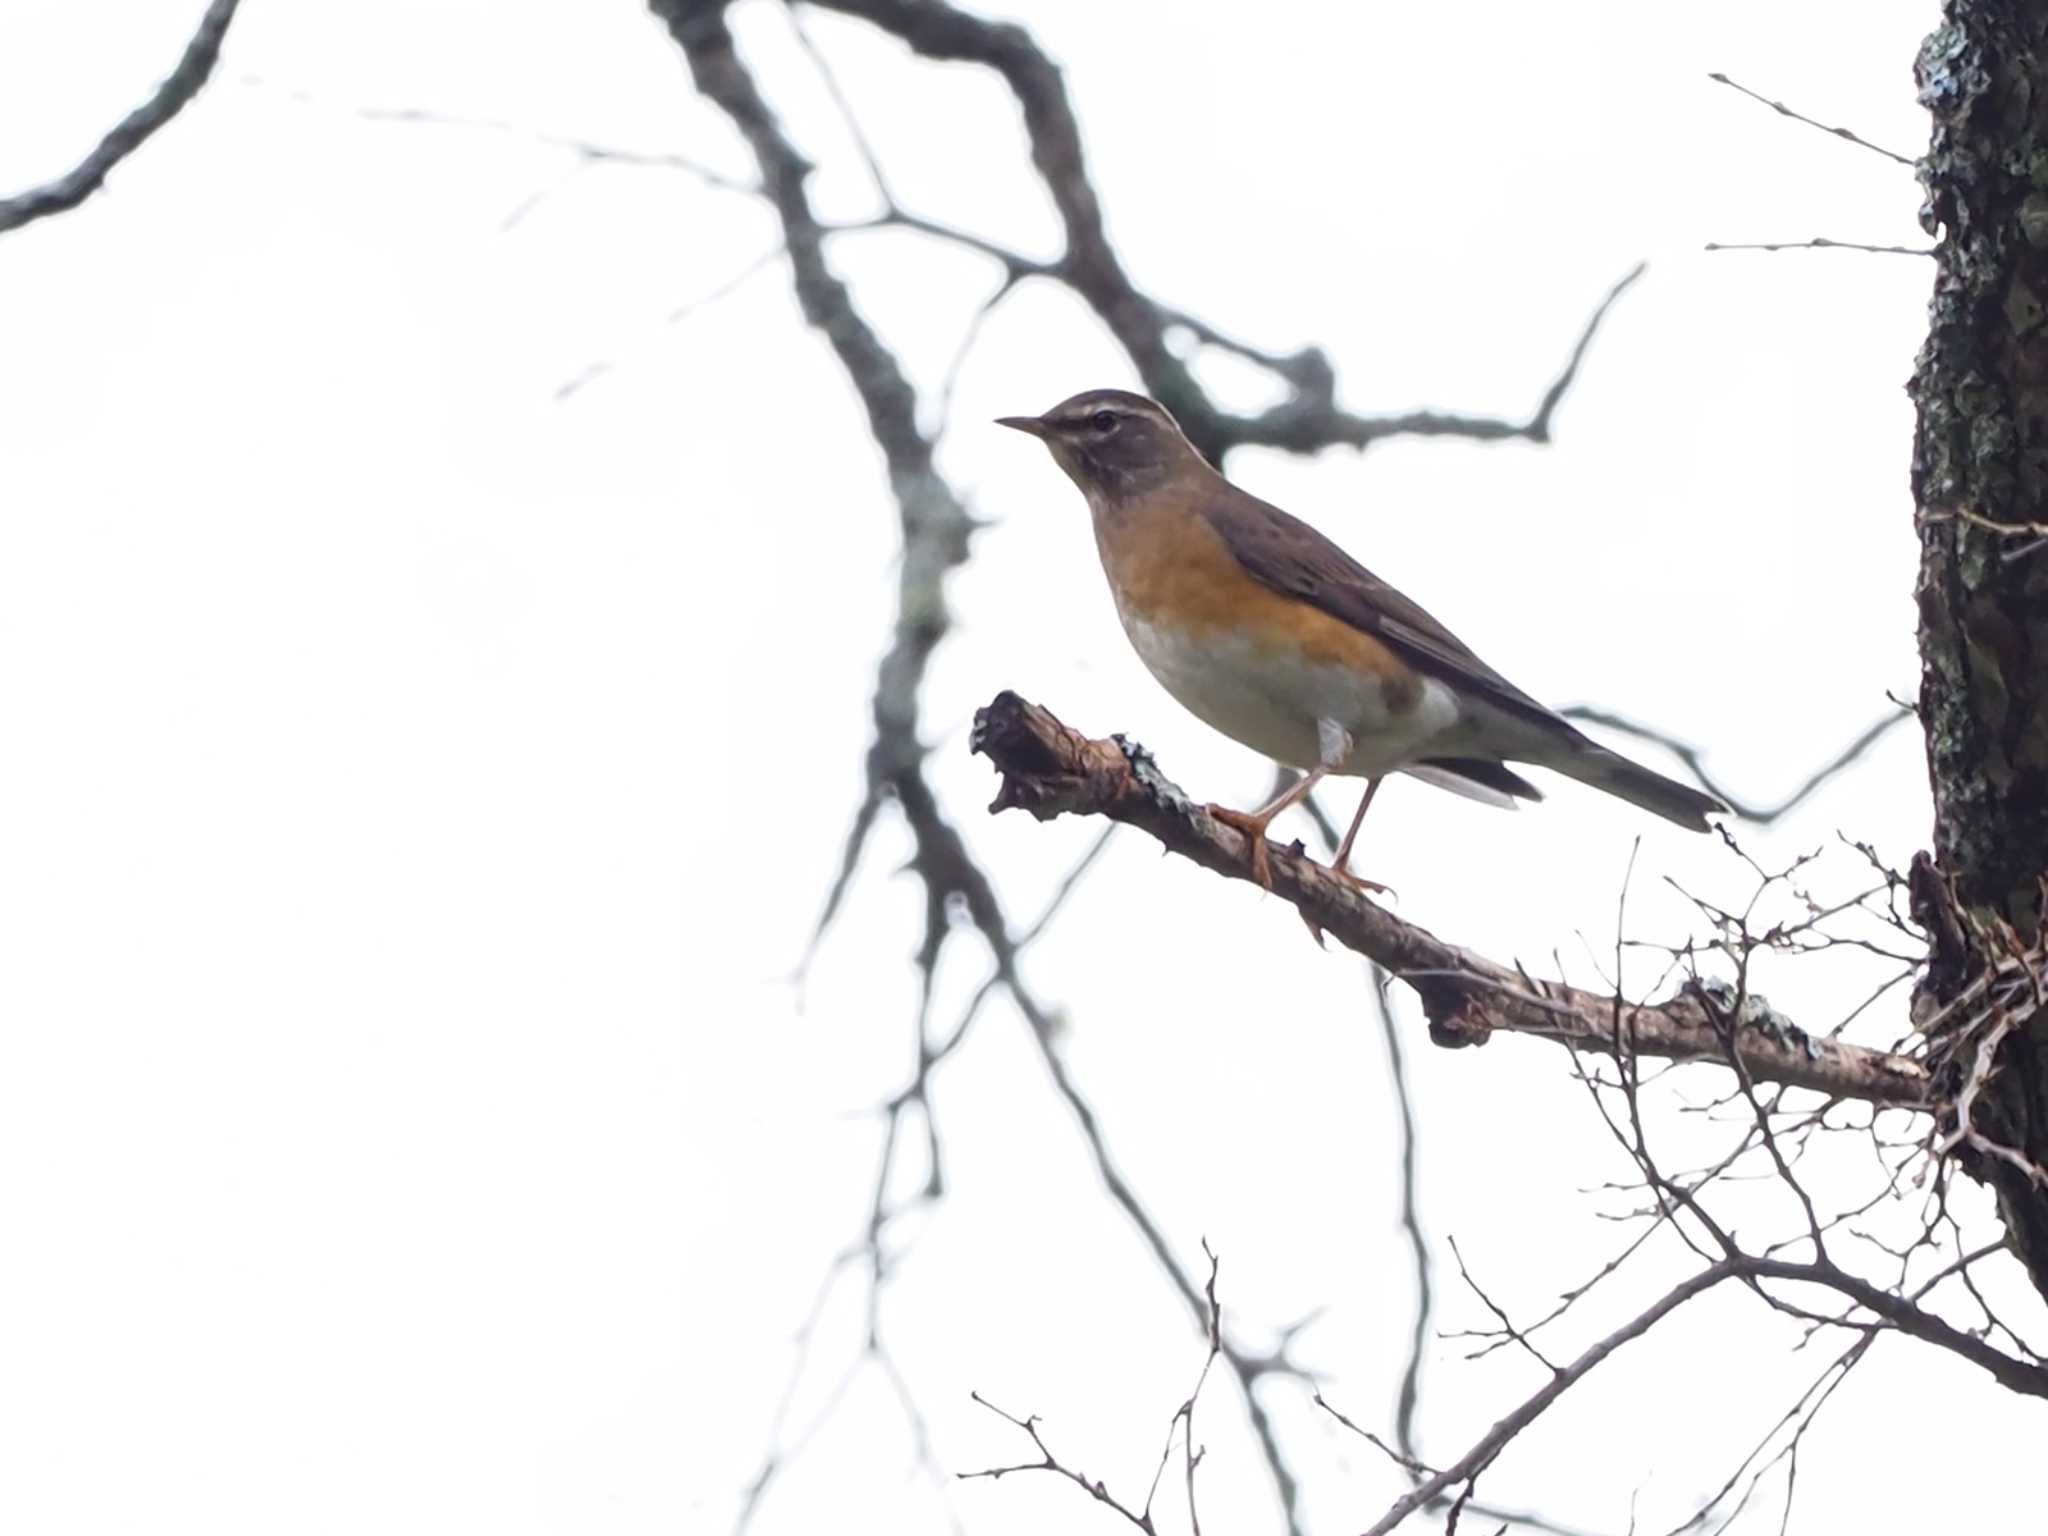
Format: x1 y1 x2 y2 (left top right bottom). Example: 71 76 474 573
1123 616 1460 775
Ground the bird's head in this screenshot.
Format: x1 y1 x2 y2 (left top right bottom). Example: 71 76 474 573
996 389 1199 506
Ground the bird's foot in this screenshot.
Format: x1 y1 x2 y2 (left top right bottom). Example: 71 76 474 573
1328 864 1393 900
1204 803 1277 889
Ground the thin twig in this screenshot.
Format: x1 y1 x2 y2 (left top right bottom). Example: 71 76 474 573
1704 238 1932 256
1705 73 1916 166
1362 1264 1734 1536
1560 705 1913 824
1371 969 1434 1460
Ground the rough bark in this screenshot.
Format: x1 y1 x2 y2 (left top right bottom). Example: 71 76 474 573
1910 1 2048 1297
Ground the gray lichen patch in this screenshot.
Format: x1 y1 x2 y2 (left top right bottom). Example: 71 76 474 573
1686 977 1819 1059
1111 732 1193 814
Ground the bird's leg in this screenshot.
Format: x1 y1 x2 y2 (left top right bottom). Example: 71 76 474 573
1206 769 1324 889
1329 777 1391 895
1204 720 1353 891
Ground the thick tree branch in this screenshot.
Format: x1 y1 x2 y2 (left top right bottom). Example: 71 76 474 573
652 2 967 778
971 691 1931 1108
0 0 242 235
654 9 1314 1530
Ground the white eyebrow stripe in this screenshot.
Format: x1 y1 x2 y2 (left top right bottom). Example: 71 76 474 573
1065 398 1142 422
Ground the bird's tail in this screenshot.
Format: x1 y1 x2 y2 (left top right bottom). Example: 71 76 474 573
1542 735 1728 832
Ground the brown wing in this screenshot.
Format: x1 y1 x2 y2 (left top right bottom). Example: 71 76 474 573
1197 485 1566 730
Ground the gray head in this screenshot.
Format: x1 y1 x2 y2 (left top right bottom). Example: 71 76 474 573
995 389 1201 505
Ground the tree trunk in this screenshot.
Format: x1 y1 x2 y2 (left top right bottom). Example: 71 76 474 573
1911 1 2048 1298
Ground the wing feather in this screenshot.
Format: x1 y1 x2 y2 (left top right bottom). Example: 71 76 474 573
1196 487 1566 730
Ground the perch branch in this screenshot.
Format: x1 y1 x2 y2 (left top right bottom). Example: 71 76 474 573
970 692 1930 1108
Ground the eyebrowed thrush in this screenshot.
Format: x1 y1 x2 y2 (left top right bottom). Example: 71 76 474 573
997 389 1728 889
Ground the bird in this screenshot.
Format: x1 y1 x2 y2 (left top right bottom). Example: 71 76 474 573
996 388 1728 890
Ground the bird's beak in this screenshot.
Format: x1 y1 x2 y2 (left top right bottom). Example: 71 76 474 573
995 415 1050 439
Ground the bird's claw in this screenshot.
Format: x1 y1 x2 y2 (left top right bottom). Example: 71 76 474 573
1204 803 1275 889
1328 866 1393 900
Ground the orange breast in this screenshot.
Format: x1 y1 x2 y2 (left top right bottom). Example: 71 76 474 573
1095 493 1421 706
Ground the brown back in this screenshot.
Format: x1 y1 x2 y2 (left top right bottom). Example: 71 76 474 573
1196 484 1569 733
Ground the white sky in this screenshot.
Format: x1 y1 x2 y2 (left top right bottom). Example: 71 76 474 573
1 2 2036 1534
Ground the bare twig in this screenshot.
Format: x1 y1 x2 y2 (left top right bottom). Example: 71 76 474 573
1363 1216 2048 1535
1703 238 1932 256
1523 263 1647 442
1362 1263 1733 1536
1371 969 1434 1460
1316 1391 1434 1478
961 1246 1229 1535
1015 986 1311 1533
1560 705 1913 824
780 0 899 207
959 1391 1162 1530
267 86 757 191
0 0 244 234
1706 72 1917 166
1446 1237 1561 1375
554 243 786 402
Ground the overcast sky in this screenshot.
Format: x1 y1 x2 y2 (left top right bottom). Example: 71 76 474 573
1 3 2034 1534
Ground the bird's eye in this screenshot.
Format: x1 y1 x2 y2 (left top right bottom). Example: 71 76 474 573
1089 409 1118 434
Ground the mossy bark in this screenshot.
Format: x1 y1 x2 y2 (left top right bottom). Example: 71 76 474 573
1911 2 2048 1298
